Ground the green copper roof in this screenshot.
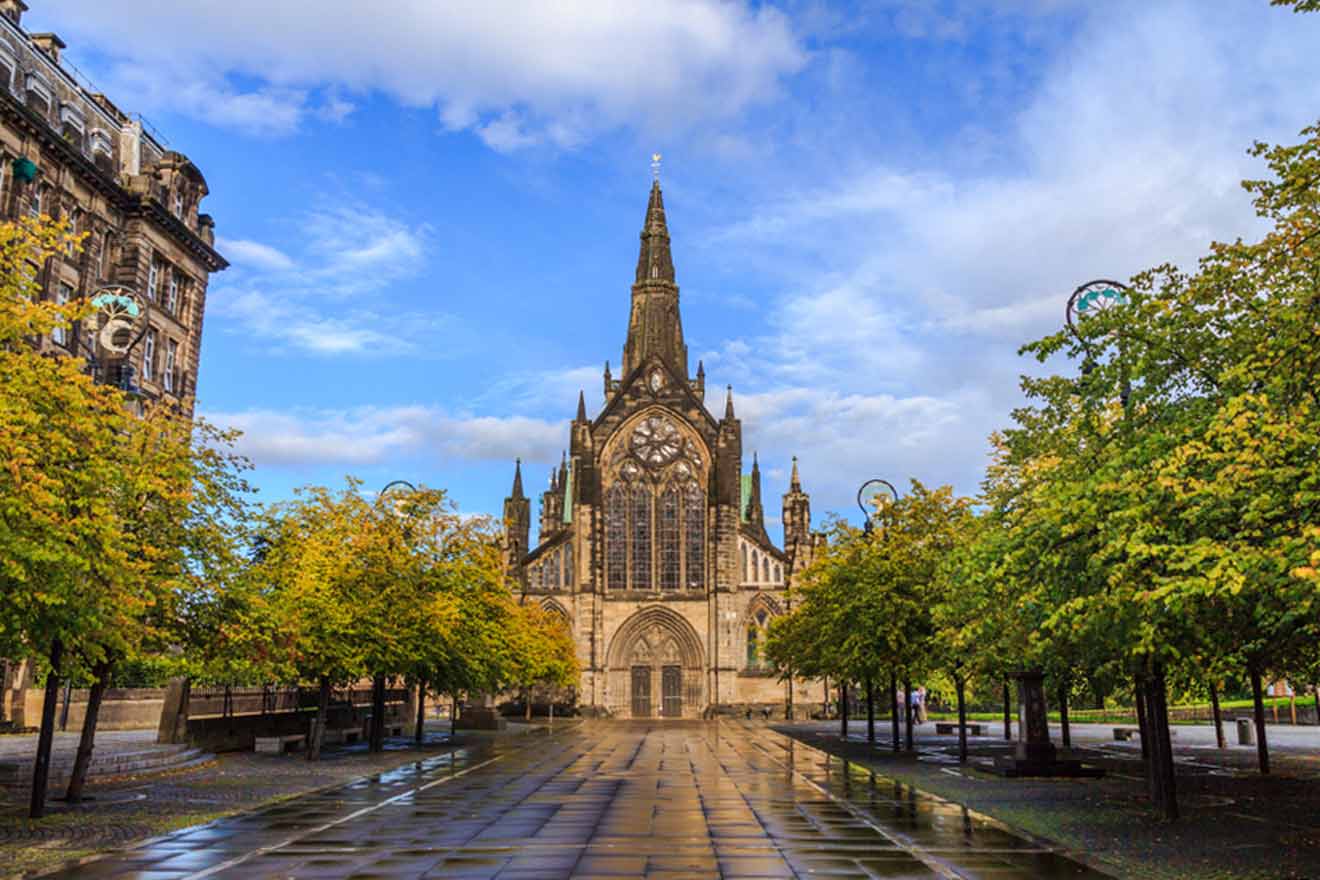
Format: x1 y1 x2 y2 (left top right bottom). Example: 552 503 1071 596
740 473 752 523
562 462 573 524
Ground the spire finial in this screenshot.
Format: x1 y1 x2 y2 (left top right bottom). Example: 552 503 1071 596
724 384 735 420
511 459 524 498
697 359 705 377
576 390 587 422
790 455 801 490
651 152 662 182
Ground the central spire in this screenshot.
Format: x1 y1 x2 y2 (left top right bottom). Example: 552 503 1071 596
623 179 687 378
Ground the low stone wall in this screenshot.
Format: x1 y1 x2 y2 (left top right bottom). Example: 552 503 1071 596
19 687 166 732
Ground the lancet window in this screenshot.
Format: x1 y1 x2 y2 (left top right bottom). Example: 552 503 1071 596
603 413 707 592
606 485 628 590
684 485 704 589
659 487 681 590
631 486 652 588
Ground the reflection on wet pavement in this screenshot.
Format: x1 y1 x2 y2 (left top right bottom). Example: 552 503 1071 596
52 721 1110 878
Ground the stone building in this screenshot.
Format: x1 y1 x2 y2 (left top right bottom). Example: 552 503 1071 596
0 0 226 410
0 0 226 728
502 180 824 719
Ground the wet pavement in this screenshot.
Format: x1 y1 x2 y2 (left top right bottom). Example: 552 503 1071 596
49 721 1109 879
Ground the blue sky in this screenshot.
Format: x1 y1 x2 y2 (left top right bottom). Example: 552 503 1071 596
29 1 1320 529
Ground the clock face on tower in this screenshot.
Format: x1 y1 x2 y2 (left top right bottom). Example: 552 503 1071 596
631 415 682 467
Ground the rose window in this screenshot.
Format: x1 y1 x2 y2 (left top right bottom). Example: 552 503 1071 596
631 416 682 467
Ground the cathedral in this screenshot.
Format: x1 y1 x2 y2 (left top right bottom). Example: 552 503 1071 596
501 179 823 719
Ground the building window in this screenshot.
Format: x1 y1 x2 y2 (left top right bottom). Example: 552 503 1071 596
605 485 627 591
173 189 185 218
59 103 86 152
146 257 166 302
0 48 13 93
630 486 652 589
747 609 770 669
28 185 42 219
564 541 573 588
52 283 72 347
684 485 704 589
142 330 157 383
762 555 770 582
163 339 178 392
65 209 80 258
25 72 52 118
99 231 113 280
167 270 181 313
741 544 748 582
89 130 114 174
658 487 680 590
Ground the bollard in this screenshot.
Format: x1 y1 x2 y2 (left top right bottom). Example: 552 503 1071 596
1236 717 1254 746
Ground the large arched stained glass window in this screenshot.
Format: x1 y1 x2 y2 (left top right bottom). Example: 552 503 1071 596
658 487 681 590
631 486 652 589
606 485 628 591
684 485 704 589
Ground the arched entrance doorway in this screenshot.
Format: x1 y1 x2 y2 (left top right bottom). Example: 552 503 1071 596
606 606 704 718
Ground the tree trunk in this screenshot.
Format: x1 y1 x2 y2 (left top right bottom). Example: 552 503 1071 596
890 671 900 753
1146 665 1178 820
865 677 875 743
370 673 386 753
1058 682 1071 750
65 660 112 804
956 674 968 764
1134 676 1150 761
903 679 914 752
29 639 64 819
1209 681 1225 749
308 676 330 761
1002 681 1012 740
525 687 533 722
451 696 457 737
414 680 426 744
840 682 849 740
1249 661 1270 775
1313 683 1320 726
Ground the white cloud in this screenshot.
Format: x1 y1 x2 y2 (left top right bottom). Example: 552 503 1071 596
695 0 1320 511
205 406 564 470
217 238 296 272
210 202 435 355
48 1 806 148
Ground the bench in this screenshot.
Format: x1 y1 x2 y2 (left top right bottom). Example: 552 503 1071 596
1113 726 1176 741
323 726 361 745
935 722 985 736
255 734 305 754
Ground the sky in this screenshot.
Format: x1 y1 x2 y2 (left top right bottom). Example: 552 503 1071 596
28 0 1320 532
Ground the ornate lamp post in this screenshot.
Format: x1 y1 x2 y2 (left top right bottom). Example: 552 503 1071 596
856 478 901 747
857 478 898 537
370 479 417 752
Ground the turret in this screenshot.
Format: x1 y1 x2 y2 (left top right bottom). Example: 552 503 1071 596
502 460 531 584
782 456 814 575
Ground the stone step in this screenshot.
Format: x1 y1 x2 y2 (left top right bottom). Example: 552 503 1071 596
0 745 210 785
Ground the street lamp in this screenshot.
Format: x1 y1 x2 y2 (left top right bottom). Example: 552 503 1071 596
856 478 898 537
370 479 417 753
1065 279 1130 401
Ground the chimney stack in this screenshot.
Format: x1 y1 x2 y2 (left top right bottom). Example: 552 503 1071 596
0 1 28 27
31 33 66 64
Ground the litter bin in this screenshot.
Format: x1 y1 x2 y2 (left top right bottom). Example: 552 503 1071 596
1235 717 1254 745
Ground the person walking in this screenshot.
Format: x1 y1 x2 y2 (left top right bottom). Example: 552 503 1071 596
915 686 928 724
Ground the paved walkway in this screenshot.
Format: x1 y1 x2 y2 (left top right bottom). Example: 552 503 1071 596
50 721 1103 879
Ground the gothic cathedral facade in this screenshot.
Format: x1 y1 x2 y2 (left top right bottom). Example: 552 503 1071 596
502 181 823 718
